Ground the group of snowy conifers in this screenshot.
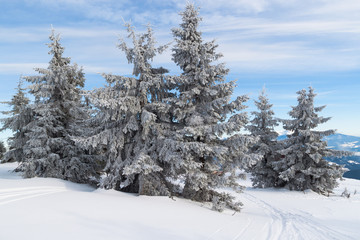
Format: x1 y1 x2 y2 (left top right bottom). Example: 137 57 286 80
1 4 347 211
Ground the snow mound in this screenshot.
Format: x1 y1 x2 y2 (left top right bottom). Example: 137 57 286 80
0 162 359 240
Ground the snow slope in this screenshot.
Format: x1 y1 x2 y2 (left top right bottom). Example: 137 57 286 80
1 162 359 240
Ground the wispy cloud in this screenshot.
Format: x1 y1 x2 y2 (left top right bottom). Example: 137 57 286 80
23 0 131 22
3 0 359 74
202 18 360 38
0 27 48 43
0 63 47 74
303 0 360 18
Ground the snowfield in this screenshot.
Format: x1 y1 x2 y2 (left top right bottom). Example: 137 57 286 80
1 162 359 240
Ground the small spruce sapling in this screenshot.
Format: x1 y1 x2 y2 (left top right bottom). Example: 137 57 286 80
0 141 6 159
0 79 31 163
246 88 281 188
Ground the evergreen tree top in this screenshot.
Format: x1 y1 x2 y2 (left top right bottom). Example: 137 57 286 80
175 3 202 40
247 87 278 140
25 29 85 101
1 79 29 117
119 23 168 77
254 88 274 112
284 87 332 136
47 29 71 68
172 3 227 80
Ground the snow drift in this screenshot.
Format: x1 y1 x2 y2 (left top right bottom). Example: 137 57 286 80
1 162 359 240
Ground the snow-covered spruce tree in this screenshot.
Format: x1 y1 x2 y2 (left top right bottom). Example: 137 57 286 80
1 79 32 163
246 88 281 188
275 87 346 194
19 30 96 183
77 23 175 195
0 141 6 159
162 3 256 211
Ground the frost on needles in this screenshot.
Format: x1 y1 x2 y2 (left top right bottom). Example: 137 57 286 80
77 4 256 211
168 3 256 211
246 88 282 188
76 22 175 196
275 87 347 194
1 79 31 164
15 30 97 183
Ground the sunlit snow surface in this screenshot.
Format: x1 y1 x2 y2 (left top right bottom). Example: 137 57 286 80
1 162 359 240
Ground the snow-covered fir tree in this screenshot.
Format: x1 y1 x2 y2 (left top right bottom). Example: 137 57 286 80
275 87 346 194
19 30 96 183
1 79 32 163
163 3 256 211
246 88 281 188
77 23 174 195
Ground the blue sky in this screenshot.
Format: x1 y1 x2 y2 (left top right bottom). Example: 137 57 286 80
1 0 360 143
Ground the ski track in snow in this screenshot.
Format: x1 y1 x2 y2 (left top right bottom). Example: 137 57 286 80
231 219 253 240
241 191 354 240
1 163 358 240
206 215 253 240
0 186 66 205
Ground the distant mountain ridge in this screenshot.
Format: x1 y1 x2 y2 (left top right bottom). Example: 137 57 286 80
324 133 360 152
278 133 360 180
324 134 360 180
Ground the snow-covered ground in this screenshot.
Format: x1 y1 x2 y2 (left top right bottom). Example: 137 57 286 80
1 162 359 240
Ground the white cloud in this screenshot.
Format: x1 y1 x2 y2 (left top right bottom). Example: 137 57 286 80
82 64 132 75
0 63 47 74
0 27 122 44
2 0 360 74
304 0 360 18
218 40 360 72
57 27 121 39
204 19 360 38
23 0 132 23
193 0 360 19
0 27 48 43
196 0 269 13
316 90 336 97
